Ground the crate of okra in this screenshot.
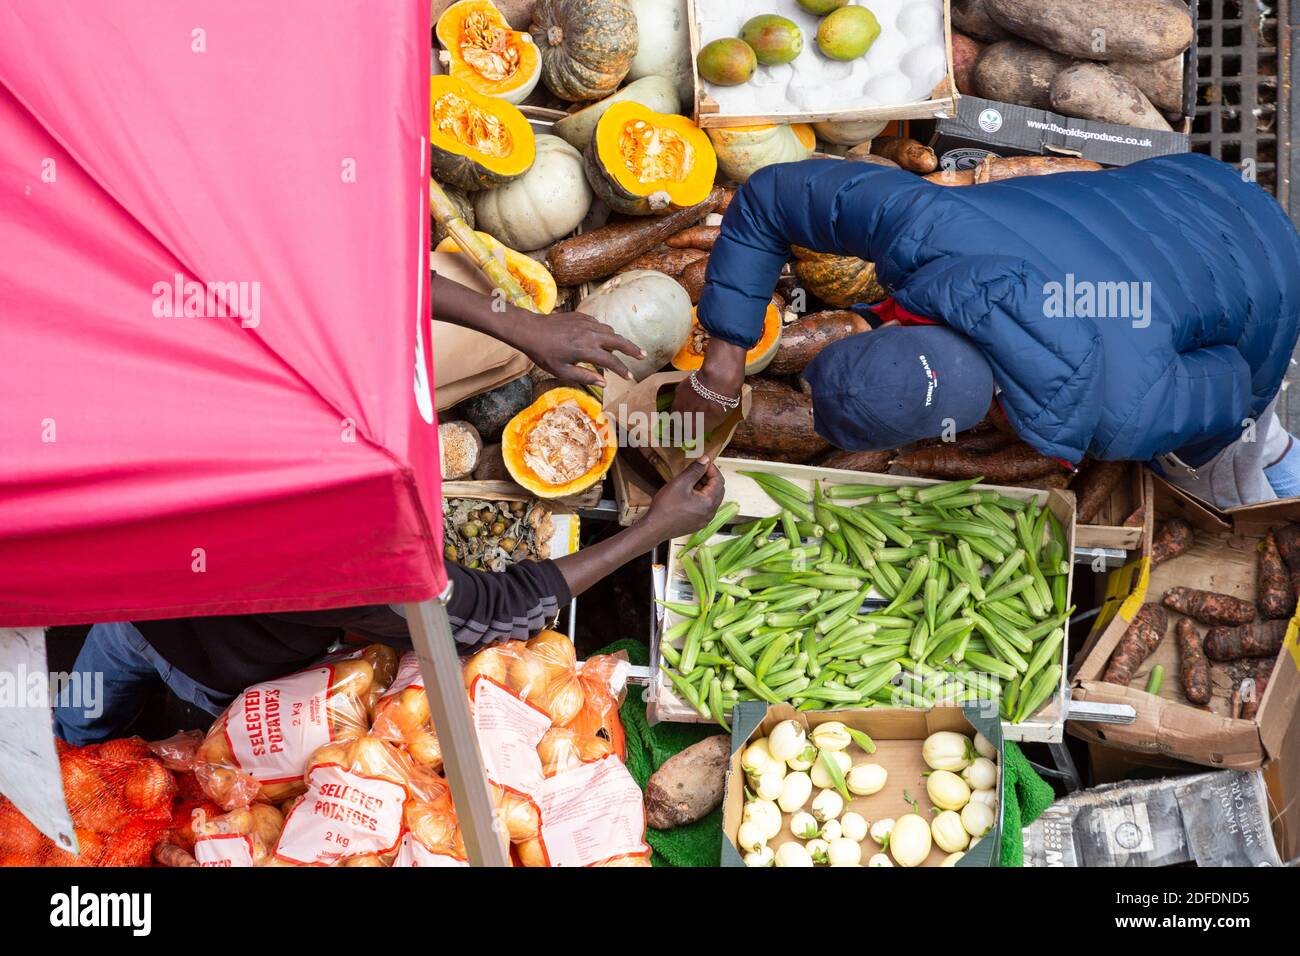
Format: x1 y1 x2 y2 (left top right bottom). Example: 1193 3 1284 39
649 458 1075 743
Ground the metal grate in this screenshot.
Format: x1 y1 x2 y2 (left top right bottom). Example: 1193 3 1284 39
1191 0 1291 208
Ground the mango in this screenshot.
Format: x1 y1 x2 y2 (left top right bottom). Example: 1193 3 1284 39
739 14 804 66
697 37 758 86
816 5 881 60
797 0 849 12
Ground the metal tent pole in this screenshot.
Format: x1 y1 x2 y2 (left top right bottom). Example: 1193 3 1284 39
406 593 510 867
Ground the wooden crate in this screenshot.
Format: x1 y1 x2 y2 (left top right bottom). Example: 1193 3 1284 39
648 457 1075 743
686 0 959 129
1073 464 1152 551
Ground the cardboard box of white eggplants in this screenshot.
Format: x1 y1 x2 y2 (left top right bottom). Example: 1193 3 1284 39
721 703 1004 866
650 458 1076 743
1069 477 1300 770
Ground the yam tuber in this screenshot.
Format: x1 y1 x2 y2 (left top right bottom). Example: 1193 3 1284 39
924 168 976 187
545 189 725 285
1241 673 1269 721
1272 523 1300 597
974 155 1103 183
1072 459 1127 523
814 447 896 473
1257 532 1295 619
615 247 707 277
678 257 708 304
1175 617 1211 705
645 735 730 829
895 443 1060 481
665 225 720 251
766 310 870 376
730 378 829 461
1102 603 1167 685
870 136 938 174
1150 518 1193 565
1161 586 1257 626
1204 620 1288 661
843 147 900 168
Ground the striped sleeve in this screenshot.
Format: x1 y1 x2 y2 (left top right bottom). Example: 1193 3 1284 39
443 559 571 646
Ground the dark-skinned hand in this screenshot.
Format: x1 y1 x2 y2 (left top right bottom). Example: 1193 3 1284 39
641 455 725 543
514 310 645 387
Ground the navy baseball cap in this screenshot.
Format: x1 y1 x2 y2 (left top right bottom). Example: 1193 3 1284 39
803 325 995 451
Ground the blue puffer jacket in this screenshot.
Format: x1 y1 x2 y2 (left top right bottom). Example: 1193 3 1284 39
698 153 1300 465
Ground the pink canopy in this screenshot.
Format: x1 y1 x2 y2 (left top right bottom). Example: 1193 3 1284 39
0 0 444 626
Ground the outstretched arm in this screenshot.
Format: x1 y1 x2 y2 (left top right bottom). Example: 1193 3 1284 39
431 272 646 387
675 159 928 426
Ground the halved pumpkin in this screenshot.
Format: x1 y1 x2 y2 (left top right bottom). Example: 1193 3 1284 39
436 0 542 105
791 246 886 308
502 387 616 498
673 302 782 374
430 74 536 192
584 101 717 215
707 123 815 184
435 230 559 313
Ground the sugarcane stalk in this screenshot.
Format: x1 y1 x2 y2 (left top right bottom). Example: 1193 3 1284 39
429 178 539 313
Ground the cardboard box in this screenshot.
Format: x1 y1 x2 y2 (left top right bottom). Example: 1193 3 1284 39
686 0 958 129
1073 464 1151 552
1069 477 1300 769
929 2 1196 169
649 457 1076 743
721 702 1003 866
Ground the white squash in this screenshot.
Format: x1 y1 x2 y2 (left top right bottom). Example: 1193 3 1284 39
473 134 593 252
813 118 889 146
708 124 816 184
552 75 680 152
625 0 693 104
576 270 692 380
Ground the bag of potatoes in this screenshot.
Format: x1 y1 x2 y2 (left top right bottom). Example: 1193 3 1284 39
193 651 381 810
192 803 285 867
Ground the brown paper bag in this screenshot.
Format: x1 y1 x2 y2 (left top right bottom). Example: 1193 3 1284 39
602 370 752 483
431 251 532 411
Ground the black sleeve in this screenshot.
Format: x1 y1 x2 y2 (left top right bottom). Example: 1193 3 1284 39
443 559 571 646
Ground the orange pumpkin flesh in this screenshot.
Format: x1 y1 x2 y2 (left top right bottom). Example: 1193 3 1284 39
430 75 535 191
434 230 559 313
436 0 542 104
673 302 781 374
501 387 616 498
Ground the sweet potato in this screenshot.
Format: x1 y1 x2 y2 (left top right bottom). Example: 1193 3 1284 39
678 257 709 304
1175 618 1211 705
1111 57 1186 116
1242 673 1269 721
1050 64 1173 132
814 447 896 473
870 136 938 174
665 225 720 251
546 188 724 285
951 0 1013 42
895 443 1060 481
1103 603 1168 685
974 155 1102 183
952 33 985 96
1151 518 1193 565
766 310 870 376
730 378 830 461
614 247 707 277
842 145 901 168
1257 533 1294 619
1123 506 1146 527
1204 620 1288 661
1072 459 1127 523
1162 587 1257 626
973 40 1075 111
644 735 730 829
1273 523 1300 597
984 0 1194 63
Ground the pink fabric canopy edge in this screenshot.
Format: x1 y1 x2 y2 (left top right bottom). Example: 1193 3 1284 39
0 0 444 626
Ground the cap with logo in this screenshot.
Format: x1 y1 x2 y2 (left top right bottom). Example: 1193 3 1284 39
802 325 995 451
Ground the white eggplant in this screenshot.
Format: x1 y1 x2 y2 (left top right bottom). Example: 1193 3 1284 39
775 841 814 867
869 818 894 847
927 770 971 811
961 801 996 838
736 820 769 854
890 813 932 867
777 771 813 813
741 738 775 776
811 788 844 823
973 732 996 760
931 810 970 853
827 837 862 866
809 721 852 752
755 766 786 802
941 851 965 866
846 762 888 796
787 743 817 772
970 788 999 810
840 812 868 843
962 756 997 791
743 799 783 841
767 720 807 762
805 838 830 865
810 750 851 790
790 811 819 840
922 731 973 772
819 819 843 841
867 852 894 867
744 845 775 867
